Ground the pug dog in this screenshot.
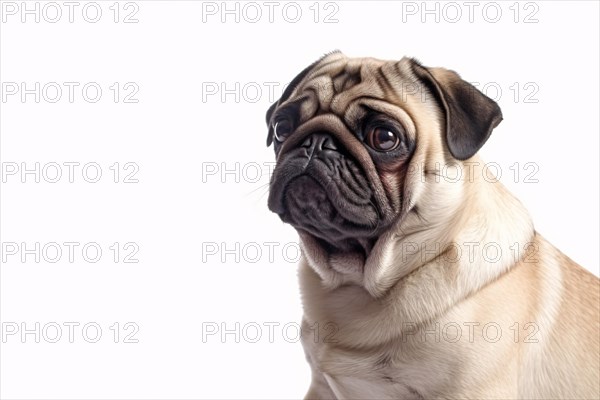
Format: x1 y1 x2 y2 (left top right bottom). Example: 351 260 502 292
265 51 599 399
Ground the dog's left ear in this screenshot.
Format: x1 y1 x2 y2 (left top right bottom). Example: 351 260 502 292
410 60 503 160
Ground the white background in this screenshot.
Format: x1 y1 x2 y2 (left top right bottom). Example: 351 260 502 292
0 1 598 399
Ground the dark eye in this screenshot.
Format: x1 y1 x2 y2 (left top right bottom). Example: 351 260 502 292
366 126 400 151
274 119 294 142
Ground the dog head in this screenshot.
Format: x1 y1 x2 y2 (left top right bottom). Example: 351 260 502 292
266 51 502 273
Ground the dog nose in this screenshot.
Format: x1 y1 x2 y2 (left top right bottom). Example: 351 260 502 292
301 133 339 153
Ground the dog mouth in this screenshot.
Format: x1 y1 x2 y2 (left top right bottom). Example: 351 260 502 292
269 156 380 246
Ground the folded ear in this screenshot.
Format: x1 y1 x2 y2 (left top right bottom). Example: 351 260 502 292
266 51 344 146
410 60 503 160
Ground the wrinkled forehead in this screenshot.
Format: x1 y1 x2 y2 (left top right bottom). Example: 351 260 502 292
276 54 424 133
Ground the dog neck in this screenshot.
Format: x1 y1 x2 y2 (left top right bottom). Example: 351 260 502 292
298 155 535 302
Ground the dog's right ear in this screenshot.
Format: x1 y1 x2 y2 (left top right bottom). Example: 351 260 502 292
266 51 344 146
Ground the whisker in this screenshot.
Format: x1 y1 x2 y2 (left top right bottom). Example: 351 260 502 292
244 182 271 205
245 182 270 196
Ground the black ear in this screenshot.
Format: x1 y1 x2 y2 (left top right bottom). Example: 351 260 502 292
265 51 343 146
410 60 503 160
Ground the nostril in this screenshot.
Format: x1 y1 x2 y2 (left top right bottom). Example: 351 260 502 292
302 133 339 150
302 137 313 148
322 137 338 151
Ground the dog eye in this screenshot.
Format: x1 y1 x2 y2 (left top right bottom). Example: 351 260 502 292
366 126 400 151
274 119 294 142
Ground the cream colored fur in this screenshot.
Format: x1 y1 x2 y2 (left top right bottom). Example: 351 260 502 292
273 54 599 399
